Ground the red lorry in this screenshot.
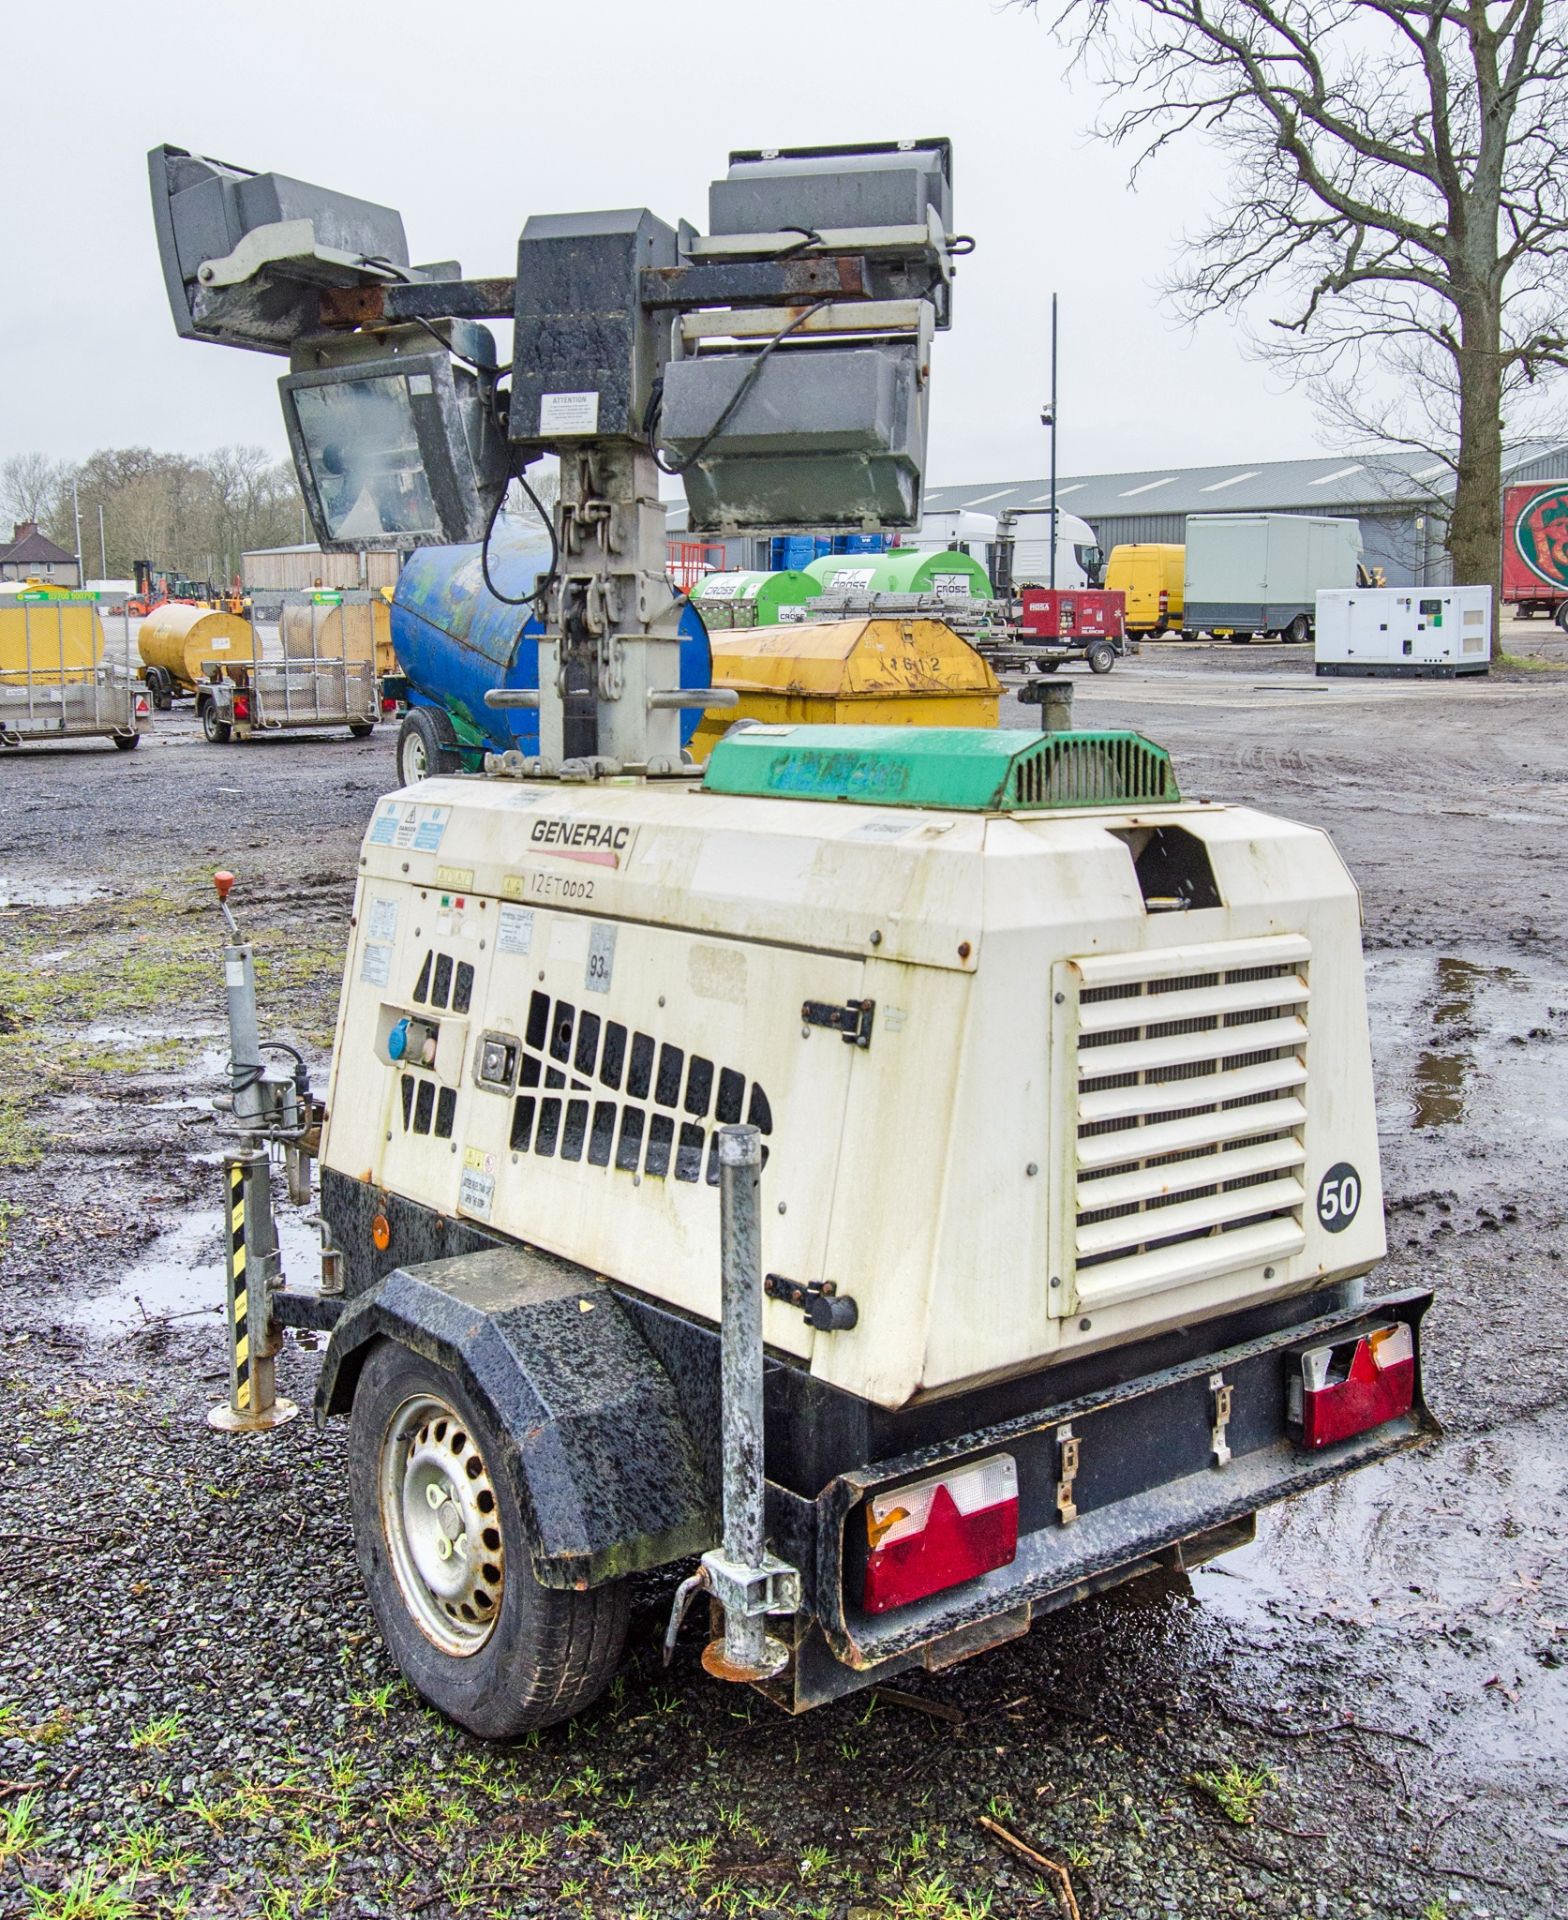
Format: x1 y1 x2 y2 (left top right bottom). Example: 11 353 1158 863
1503 481 1568 625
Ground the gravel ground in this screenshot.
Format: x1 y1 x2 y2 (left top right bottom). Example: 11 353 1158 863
0 631 1565 1920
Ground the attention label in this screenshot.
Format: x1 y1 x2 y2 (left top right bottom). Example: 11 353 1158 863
539 390 600 435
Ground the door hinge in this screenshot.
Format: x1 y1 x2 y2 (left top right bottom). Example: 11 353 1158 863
1055 1422 1080 1525
802 997 875 1048
1210 1371 1233 1467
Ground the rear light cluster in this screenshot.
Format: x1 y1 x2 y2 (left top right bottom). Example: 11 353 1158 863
863 1453 1018 1614
233 694 251 721
1291 1323 1415 1449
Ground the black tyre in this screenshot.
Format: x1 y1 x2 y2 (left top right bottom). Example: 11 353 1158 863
112 732 142 751
348 1340 629 1739
1034 658 1060 674
397 707 461 785
1555 601 1568 634
1086 640 1116 675
145 666 174 712
349 722 375 740
1284 613 1311 644
200 698 232 745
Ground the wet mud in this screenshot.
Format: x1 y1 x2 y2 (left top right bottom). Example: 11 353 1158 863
1 665 1565 1918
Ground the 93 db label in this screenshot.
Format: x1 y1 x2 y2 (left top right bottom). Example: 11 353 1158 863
1317 1162 1362 1233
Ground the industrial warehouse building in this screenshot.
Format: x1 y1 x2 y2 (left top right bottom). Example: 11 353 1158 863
922 443 1568 587
669 443 1568 588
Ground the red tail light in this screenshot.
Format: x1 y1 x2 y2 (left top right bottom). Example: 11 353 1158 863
382 696 398 713
1292 1324 1414 1449
232 695 251 721
1158 589 1169 614
862 1454 1018 1614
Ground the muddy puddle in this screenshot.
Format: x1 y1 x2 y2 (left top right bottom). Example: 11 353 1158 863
0 880 105 909
1365 948 1566 1142
69 1203 323 1335
1188 1410 1568 1776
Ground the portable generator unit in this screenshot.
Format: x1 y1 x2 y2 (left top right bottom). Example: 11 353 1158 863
152 135 1435 1733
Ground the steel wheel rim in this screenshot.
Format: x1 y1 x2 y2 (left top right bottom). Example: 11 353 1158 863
403 731 430 781
378 1392 505 1656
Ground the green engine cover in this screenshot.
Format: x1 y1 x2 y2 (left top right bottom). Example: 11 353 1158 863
701 725 1180 812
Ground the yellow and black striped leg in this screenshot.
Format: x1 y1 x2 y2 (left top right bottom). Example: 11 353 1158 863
209 1149 298 1433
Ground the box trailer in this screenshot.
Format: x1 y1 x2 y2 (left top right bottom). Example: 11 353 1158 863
1184 514 1361 641
1502 480 1568 625
1315 585 1491 678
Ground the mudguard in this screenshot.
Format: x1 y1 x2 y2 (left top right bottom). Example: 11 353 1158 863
316 1245 716 1589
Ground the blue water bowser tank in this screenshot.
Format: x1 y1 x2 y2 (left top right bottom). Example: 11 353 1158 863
390 527 712 754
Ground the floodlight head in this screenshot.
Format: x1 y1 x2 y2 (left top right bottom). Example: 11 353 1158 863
150 145 413 355
281 332 506 553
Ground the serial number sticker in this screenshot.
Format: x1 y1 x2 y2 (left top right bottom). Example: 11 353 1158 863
846 818 920 842
224 958 247 988
585 923 616 995
359 942 393 987
539 389 600 435
527 870 595 903
457 1167 495 1220
367 896 399 941
497 904 535 956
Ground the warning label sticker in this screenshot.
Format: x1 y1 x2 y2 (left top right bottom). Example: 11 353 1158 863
497 905 535 956
540 390 600 435
369 802 451 853
359 942 393 987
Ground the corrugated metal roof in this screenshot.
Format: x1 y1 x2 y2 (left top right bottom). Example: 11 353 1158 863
921 443 1568 520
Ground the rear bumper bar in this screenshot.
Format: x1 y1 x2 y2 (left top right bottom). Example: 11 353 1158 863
774 1288 1435 1684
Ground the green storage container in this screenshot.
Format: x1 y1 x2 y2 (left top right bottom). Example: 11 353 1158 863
690 569 816 627
803 547 994 600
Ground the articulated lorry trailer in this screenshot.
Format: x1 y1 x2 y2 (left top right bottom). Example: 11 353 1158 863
152 134 1434 1733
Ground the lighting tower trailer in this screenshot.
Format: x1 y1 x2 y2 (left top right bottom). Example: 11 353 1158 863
153 137 1434 1733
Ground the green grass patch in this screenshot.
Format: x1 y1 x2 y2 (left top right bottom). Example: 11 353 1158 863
1497 650 1568 672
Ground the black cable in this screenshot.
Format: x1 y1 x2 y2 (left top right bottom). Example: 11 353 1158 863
649 299 833 477
480 457 560 616
409 314 499 379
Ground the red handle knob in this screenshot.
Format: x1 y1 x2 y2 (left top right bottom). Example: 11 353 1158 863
213 870 236 901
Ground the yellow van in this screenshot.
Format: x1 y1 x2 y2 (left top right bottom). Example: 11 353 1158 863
1105 543 1185 635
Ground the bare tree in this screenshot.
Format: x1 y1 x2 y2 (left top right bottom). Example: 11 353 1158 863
0 452 65 527
1049 0 1568 632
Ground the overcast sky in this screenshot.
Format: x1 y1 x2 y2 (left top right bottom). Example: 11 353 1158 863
1 0 1326 489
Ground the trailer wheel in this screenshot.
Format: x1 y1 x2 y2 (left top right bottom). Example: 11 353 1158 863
348 723 375 740
1086 640 1116 675
111 732 142 751
397 708 461 786
348 1340 629 1739
1555 602 1568 634
199 699 232 745
1284 614 1311 644
145 666 174 712
1033 658 1059 674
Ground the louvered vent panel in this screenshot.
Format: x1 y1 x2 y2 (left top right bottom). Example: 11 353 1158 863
1066 935 1310 1313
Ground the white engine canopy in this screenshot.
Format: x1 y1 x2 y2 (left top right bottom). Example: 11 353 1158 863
323 773 1384 1411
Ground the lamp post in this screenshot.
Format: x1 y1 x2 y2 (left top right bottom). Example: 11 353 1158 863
1041 292 1059 593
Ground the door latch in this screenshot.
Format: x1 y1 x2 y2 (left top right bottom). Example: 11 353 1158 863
1055 1423 1081 1525
764 1273 859 1332
1210 1371 1233 1467
801 998 875 1048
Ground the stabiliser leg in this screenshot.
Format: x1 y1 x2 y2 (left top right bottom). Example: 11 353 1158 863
209 1147 298 1433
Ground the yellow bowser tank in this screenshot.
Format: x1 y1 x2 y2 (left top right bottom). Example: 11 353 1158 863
689 615 1001 761
138 604 256 690
280 599 395 676
0 601 104 686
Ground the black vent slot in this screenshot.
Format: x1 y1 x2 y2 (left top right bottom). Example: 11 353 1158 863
503 991 773 1187
452 961 475 1013
435 1086 457 1138
431 953 454 1008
